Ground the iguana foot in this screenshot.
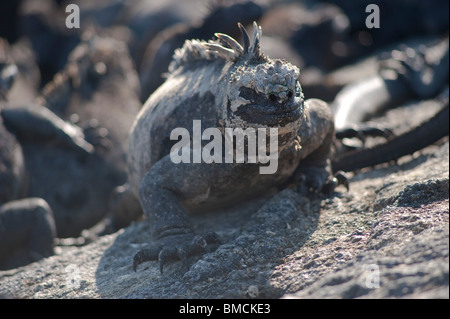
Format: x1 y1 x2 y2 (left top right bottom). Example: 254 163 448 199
336 126 393 150
132 231 220 273
293 167 327 194
294 167 348 196
321 171 349 195
336 126 393 141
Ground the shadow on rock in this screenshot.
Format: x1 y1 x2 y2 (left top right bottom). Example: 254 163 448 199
95 189 321 298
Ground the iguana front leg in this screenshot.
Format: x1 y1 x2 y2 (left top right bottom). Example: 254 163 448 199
132 152 225 272
293 99 346 194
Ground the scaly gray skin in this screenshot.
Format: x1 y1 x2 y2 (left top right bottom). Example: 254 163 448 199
332 37 449 172
129 22 336 272
0 63 17 101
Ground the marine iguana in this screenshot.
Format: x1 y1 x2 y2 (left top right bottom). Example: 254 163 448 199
332 99 449 172
0 34 139 244
130 22 339 272
332 37 449 172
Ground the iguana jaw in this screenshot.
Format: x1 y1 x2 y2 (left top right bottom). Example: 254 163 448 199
232 96 303 127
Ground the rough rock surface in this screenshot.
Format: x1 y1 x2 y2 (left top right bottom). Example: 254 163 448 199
0 116 448 299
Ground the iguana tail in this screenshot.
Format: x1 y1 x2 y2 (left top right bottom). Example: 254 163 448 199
331 102 449 172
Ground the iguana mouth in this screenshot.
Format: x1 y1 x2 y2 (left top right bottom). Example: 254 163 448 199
232 84 304 126
234 100 303 127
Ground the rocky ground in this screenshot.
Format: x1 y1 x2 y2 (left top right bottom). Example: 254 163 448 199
0 101 448 299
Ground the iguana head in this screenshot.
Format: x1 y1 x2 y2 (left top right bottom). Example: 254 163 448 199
204 22 305 129
63 33 139 97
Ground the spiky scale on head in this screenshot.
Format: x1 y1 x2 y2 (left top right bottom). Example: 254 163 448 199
214 32 243 55
169 21 266 72
206 21 263 61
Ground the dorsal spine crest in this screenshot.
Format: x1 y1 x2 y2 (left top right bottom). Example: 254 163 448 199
168 22 265 73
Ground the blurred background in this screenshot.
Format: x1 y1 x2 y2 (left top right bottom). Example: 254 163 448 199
1 0 448 102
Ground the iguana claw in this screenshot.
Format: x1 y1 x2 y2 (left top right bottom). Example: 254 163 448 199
132 232 220 273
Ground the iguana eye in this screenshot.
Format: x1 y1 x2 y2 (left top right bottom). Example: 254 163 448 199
287 90 293 98
239 87 255 100
268 93 277 101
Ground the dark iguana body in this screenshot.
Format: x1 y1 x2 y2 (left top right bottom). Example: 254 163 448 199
333 100 449 172
332 36 449 172
129 23 336 272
